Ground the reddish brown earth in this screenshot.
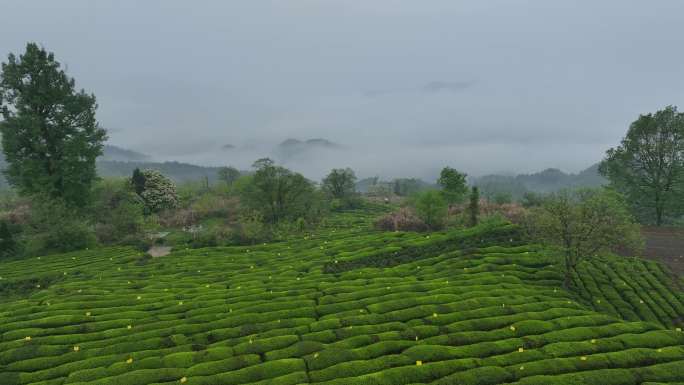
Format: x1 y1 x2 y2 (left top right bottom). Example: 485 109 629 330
640 226 684 279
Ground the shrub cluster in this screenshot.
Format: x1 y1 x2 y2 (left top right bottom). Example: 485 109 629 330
374 207 428 232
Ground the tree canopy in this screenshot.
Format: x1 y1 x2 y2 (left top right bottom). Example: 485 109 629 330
241 158 315 223
0 43 107 206
218 166 241 186
322 168 357 200
599 105 684 225
437 167 468 205
412 190 448 230
524 188 642 288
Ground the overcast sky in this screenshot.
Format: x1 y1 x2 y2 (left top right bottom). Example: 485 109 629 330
2 1 683 180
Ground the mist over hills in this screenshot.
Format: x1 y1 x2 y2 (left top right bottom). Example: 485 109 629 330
0 140 605 194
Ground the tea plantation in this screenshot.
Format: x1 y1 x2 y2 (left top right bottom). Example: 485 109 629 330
1 212 684 385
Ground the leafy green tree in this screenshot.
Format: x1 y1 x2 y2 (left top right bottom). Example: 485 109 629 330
0 220 18 259
322 168 357 199
241 158 315 223
468 186 480 227
599 106 684 225
131 168 146 195
91 178 145 244
437 167 468 205
412 190 448 230
524 188 642 288
392 178 425 197
0 43 107 206
218 166 241 186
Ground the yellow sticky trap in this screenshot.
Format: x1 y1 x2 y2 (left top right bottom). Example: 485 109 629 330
180 377 188 383
416 360 422 366
126 357 133 364
580 356 587 361
73 346 80 352
657 348 663 353
86 312 91 316
591 339 596 343
137 296 141 300
314 353 319 358
518 347 524 353
433 313 438 318
25 336 31 341
510 326 516 331
519 366 525 370
676 328 682 332
178 301 184 305
127 325 132 330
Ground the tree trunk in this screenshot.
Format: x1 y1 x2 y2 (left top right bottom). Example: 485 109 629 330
563 255 573 289
656 204 663 226
655 192 663 226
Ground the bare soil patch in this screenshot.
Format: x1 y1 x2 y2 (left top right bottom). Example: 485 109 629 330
147 246 172 258
640 226 684 278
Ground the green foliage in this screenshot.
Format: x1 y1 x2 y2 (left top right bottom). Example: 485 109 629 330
0 43 107 207
130 168 146 195
189 192 238 220
437 167 468 204
599 105 684 225
1 209 683 384
491 191 513 204
240 158 316 223
90 178 145 244
0 219 19 258
322 168 357 199
524 188 643 287
392 178 427 197
468 186 480 227
217 166 241 186
24 198 97 255
521 191 545 208
234 211 272 245
412 190 448 230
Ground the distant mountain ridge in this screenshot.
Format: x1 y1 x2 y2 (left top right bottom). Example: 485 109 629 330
100 145 150 162
274 138 342 162
473 164 607 201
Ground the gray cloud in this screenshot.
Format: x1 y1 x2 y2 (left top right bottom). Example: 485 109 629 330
364 80 474 97
1 0 683 181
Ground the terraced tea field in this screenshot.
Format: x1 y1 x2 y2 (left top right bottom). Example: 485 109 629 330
1 213 684 385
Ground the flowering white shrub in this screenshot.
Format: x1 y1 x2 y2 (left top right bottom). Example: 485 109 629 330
137 169 179 213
